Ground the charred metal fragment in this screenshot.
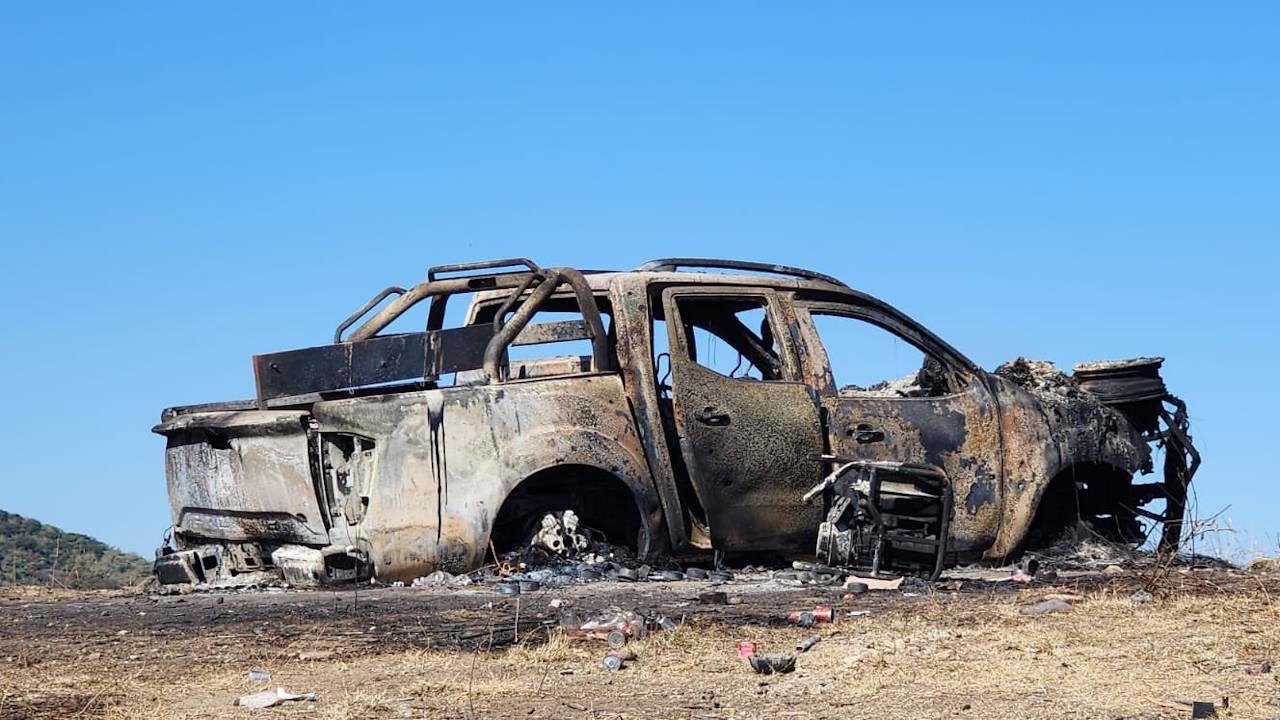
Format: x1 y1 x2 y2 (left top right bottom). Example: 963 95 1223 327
805 457 952 579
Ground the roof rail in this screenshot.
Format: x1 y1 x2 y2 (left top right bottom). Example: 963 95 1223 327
427 258 540 282
637 258 849 288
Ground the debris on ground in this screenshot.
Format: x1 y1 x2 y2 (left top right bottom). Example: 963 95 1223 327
1129 590 1154 604
787 607 832 626
247 669 271 682
1190 700 1218 718
1021 598 1073 616
1244 662 1271 676
698 591 729 605
796 635 821 652
845 575 904 591
580 608 647 639
7 562 1276 719
601 651 625 671
748 653 796 675
410 570 473 588
736 641 756 659
234 688 315 709
606 630 628 649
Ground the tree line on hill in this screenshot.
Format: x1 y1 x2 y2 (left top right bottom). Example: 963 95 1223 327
0 509 151 589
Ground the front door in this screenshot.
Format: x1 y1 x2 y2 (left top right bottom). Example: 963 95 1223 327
794 301 1004 552
660 287 825 552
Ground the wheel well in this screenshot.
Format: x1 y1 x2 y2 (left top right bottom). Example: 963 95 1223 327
489 465 646 555
1025 462 1140 550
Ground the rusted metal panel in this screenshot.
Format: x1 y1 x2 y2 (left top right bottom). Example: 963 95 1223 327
512 319 591 346
252 333 429 404
154 411 330 546
668 360 825 550
308 373 660 582
789 300 1004 555
659 286 825 551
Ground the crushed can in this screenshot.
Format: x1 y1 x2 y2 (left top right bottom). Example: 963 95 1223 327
606 629 628 649
788 611 815 627
602 651 625 671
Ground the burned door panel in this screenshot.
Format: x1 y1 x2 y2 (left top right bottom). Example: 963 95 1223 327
661 289 825 551
794 305 1004 553
822 391 1002 550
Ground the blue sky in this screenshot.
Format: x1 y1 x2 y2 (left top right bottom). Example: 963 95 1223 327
1 4 1275 558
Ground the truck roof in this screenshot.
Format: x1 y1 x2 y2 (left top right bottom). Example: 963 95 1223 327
466 257 853 303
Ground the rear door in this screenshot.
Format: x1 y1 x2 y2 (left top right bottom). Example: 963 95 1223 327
659 287 824 551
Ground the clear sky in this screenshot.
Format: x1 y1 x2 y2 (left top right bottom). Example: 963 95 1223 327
1 4 1276 558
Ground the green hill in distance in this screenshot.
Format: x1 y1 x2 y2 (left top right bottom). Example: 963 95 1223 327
0 509 150 589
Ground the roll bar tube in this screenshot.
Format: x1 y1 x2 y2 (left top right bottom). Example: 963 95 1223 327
340 263 610 384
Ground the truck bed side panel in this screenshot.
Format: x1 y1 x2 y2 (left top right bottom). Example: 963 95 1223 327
310 373 658 582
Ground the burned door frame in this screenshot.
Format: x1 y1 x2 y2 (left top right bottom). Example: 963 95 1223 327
791 298 1007 554
658 286 826 552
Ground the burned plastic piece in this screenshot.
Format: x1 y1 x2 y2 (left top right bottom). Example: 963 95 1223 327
1190 701 1216 718
805 458 952 580
234 688 315 708
748 653 796 675
698 591 729 605
796 635 821 652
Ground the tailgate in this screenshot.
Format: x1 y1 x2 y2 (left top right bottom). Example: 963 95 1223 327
153 410 330 545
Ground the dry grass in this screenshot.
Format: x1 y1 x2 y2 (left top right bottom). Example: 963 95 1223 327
3 577 1280 719
0 585 127 603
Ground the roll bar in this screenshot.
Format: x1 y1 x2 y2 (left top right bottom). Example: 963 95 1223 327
254 261 611 406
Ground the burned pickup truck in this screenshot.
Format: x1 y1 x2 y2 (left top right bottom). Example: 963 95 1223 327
154 258 1198 587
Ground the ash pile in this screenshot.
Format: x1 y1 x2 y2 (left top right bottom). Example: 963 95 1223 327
398 510 732 593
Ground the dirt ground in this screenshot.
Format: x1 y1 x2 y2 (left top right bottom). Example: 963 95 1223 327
2 567 1278 720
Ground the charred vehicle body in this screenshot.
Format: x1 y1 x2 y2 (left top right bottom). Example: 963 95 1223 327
153 258 1199 587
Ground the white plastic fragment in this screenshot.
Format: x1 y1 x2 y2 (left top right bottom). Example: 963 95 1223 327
844 575 903 591
234 687 315 709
